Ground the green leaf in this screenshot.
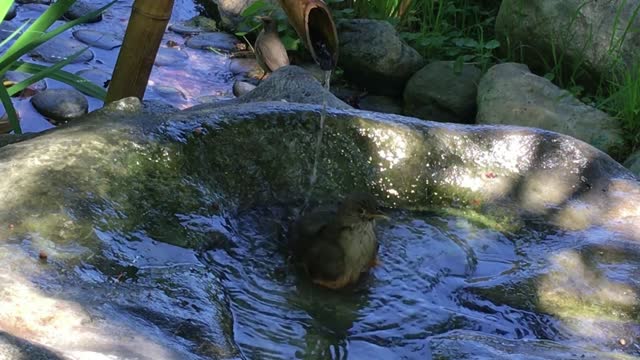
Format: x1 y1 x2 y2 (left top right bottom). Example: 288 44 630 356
0 0 117 74
0 20 31 49
241 0 267 17
7 47 90 96
453 56 464 74
11 61 107 100
0 85 21 134
484 39 500 49
0 1 14 23
281 35 299 51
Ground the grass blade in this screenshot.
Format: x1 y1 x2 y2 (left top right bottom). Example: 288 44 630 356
11 61 108 100
0 20 31 49
6 47 89 96
0 85 21 134
0 0 117 74
0 1 14 23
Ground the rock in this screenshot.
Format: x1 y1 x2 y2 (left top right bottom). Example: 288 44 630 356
213 0 270 32
190 65 351 110
3 4 16 21
0 22 18 44
30 37 94 63
0 98 637 359
358 95 403 115
495 0 640 88
153 85 187 104
72 29 122 50
185 32 240 52
31 89 88 123
0 331 66 360
623 150 640 177
170 16 217 35
337 19 425 96
15 0 50 3
232 80 256 97
404 61 482 123
63 0 103 23
477 63 624 157
3 71 48 95
169 23 202 36
155 47 189 67
75 68 111 88
229 57 264 79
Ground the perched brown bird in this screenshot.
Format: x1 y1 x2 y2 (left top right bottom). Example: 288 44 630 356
289 193 388 289
254 16 290 77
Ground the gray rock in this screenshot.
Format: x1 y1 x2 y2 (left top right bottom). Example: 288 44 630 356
185 32 240 52
496 0 640 87
338 19 425 96
229 57 264 79
623 150 640 177
169 23 202 36
358 95 403 115
30 37 94 63
477 63 625 157
4 4 16 20
190 65 350 110
0 22 18 44
75 68 111 88
63 0 102 23
0 98 637 359
3 71 47 95
153 85 187 104
232 80 256 97
213 0 275 32
404 61 482 123
72 29 122 50
155 47 189 67
31 88 89 122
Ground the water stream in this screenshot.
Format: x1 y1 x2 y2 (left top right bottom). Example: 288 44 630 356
302 70 332 213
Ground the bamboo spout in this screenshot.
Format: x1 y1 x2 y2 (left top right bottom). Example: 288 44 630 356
278 0 338 70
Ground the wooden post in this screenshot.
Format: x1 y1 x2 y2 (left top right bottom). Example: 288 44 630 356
105 0 174 103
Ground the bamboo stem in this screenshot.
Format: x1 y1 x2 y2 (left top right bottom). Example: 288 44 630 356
105 0 174 103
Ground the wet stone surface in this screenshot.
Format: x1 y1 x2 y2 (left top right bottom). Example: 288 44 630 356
30 36 94 63
30 88 88 122
73 29 122 50
155 46 189 67
185 32 240 52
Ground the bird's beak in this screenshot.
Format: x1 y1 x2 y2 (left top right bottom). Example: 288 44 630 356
368 211 390 221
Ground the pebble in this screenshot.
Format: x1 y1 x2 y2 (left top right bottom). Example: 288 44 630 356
73 29 122 50
3 71 48 94
75 68 111 89
232 80 256 97
31 89 89 123
4 4 16 21
155 47 189 67
185 32 240 52
63 0 103 23
30 37 94 63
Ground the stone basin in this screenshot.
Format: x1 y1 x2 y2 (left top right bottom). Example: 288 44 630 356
0 99 638 359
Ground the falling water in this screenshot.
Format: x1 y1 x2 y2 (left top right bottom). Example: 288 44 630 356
302 70 331 213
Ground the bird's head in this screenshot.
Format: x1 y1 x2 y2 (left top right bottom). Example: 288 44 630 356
256 15 277 32
336 192 388 226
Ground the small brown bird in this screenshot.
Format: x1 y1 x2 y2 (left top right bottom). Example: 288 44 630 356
289 193 387 289
254 16 290 77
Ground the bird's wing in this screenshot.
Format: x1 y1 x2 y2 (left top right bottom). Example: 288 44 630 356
255 33 290 71
305 240 345 281
288 208 335 256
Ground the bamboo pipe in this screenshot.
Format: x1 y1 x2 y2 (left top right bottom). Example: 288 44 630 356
278 0 339 70
105 0 174 103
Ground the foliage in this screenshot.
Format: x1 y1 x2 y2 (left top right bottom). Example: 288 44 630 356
235 0 301 51
0 0 115 134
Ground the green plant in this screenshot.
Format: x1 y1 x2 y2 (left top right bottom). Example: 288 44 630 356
235 0 301 51
604 64 640 151
0 0 115 134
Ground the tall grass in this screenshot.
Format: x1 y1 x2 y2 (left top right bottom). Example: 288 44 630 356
0 0 115 134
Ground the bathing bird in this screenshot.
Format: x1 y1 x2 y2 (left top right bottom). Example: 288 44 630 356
289 193 387 289
254 16 290 77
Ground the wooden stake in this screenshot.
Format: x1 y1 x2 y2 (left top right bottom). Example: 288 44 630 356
105 0 174 103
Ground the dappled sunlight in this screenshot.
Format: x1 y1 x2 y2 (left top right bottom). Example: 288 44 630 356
0 273 183 360
538 250 639 341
